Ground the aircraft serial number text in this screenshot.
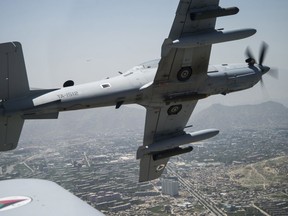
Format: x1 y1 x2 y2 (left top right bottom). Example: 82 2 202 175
57 91 79 99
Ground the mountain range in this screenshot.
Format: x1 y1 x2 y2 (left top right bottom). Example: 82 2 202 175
192 101 288 130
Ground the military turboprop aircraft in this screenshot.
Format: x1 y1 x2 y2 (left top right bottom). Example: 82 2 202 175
0 0 277 182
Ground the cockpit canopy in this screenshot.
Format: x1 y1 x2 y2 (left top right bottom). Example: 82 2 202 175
140 59 160 69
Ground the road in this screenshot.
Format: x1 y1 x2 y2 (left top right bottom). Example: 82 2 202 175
167 164 226 216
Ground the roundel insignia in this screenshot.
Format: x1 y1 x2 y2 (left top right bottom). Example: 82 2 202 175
177 67 192 81
0 196 32 212
167 104 182 115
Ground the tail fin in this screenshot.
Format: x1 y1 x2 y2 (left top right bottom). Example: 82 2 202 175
0 42 30 151
0 42 30 99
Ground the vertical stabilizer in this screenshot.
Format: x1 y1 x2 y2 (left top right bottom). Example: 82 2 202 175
0 42 30 99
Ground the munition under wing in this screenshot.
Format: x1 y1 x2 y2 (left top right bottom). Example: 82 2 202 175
137 129 219 159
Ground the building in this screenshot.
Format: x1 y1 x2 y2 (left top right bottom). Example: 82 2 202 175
161 178 179 196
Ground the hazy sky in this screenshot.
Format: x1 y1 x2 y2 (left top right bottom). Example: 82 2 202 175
0 0 288 108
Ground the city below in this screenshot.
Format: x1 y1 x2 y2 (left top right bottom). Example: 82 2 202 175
0 102 288 216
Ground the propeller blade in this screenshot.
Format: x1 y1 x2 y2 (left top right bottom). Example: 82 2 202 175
245 46 255 60
260 77 265 88
259 42 268 66
267 68 279 79
245 42 277 88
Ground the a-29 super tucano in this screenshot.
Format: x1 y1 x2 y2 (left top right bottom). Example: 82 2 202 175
0 0 277 182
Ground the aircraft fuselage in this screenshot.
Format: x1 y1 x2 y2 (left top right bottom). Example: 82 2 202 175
2 61 266 119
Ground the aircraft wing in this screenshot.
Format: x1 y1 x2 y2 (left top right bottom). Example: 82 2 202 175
138 0 220 182
139 101 197 182
0 179 105 216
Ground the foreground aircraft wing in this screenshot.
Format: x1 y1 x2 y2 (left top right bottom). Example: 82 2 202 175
138 0 221 182
0 179 105 216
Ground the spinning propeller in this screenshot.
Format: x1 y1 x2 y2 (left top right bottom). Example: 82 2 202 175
245 42 278 87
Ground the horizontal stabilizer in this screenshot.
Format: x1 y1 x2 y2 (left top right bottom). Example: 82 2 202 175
0 115 24 151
